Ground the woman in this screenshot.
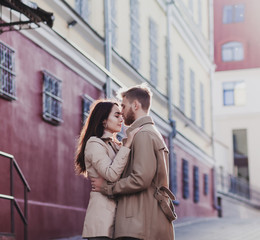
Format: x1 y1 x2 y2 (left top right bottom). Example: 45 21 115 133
75 99 138 240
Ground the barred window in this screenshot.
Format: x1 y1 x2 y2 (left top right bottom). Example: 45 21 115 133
203 174 209 196
149 18 158 86
111 0 118 47
179 55 185 112
75 0 90 22
42 71 62 125
193 166 199 203
0 41 16 100
190 69 196 122
130 0 140 70
82 95 93 124
182 159 189 199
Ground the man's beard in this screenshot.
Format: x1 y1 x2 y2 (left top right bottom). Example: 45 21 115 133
124 108 135 126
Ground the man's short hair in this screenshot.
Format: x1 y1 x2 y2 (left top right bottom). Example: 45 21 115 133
119 84 153 111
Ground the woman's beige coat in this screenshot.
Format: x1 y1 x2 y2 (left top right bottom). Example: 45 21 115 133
101 116 175 240
82 132 130 238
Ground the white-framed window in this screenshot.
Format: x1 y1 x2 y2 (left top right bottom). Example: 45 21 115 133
190 69 196 122
42 71 63 125
188 0 193 14
200 82 205 129
223 4 244 24
198 0 202 28
75 0 90 22
179 55 185 112
149 18 158 86
0 41 16 100
111 0 118 47
222 42 244 62
223 81 246 106
130 0 140 70
82 95 93 124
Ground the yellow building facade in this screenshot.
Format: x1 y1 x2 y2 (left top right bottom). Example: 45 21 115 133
19 0 217 219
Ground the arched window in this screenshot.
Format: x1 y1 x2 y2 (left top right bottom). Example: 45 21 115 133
222 42 244 62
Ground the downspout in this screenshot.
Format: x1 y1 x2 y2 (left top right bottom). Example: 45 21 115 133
166 0 178 198
208 0 220 213
104 0 112 98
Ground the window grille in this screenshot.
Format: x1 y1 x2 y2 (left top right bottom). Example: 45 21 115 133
75 0 90 22
193 166 199 203
182 159 189 199
130 0 140 70
0 41 16 100
149 18 158 86
179 55 185 112
190 69 196 122
42 71 62 125
204 173 209 195
82 95 93 124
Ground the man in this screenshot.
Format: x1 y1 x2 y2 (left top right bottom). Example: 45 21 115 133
92 85 175 240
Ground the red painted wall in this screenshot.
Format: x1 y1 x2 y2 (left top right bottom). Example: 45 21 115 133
214 0 260 71
174 144 217 219
0 31 102 239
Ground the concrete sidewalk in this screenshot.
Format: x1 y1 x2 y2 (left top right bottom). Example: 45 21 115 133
175 216 260 240
175 195 260 240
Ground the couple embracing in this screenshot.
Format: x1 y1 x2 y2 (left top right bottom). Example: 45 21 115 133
75 85 176 240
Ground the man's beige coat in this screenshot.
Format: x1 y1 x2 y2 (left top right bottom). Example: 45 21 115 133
82 132 130 238
102 116 175 240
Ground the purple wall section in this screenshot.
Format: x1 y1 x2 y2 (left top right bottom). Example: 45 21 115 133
214 0 260 71
0 31 102 239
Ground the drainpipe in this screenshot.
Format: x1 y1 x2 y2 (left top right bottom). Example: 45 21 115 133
166 0 178 198
104 0 112 98
208 0 220 213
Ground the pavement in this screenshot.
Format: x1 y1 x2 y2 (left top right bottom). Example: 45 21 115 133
174 216 260 240
56 196 260 240
174 195 260 240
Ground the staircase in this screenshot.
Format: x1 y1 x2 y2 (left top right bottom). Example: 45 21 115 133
0 151 31 240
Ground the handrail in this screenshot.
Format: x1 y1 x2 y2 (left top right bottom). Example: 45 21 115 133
0 150 31 240
0 151 31 191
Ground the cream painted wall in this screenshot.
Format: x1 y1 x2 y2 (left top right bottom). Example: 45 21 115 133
33 0 213 158
171 26 212 134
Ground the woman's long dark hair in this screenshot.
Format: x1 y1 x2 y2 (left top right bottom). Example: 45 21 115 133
74 99 118 175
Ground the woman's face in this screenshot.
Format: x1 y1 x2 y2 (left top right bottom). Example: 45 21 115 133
105 104 123 133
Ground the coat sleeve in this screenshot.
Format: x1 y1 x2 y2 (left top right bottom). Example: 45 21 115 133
85 141 130 182
101 131 157 196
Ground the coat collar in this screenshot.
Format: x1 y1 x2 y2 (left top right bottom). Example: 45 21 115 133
101 131 113 141
126 116 154 135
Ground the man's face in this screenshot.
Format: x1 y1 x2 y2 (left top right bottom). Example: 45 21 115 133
121 97 136 126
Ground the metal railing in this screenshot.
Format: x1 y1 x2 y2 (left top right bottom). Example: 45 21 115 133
0 151 31 240
216 169 260 208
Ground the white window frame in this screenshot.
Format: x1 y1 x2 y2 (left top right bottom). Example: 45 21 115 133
149 18 158 86
42 71 63 125
222 41 244 62
0 41 16 100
